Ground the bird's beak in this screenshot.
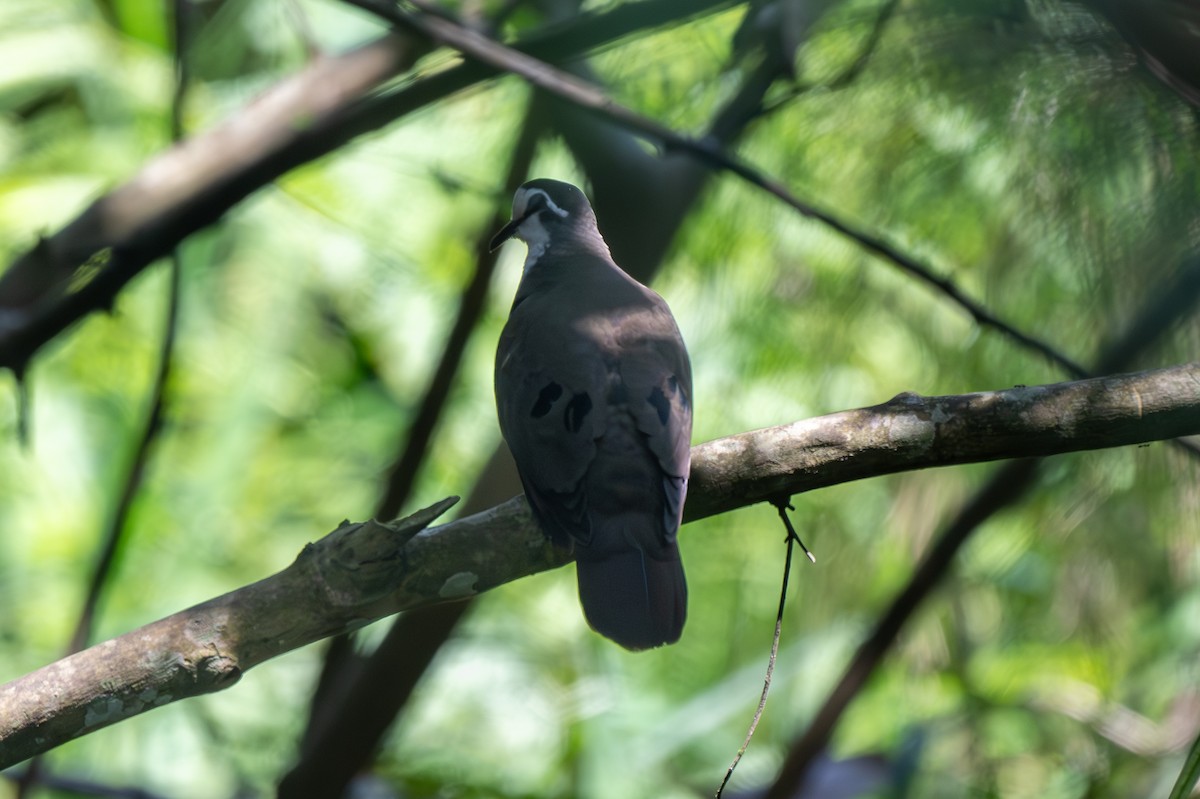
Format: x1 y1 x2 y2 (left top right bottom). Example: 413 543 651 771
489 203 540 252
488 217 522 252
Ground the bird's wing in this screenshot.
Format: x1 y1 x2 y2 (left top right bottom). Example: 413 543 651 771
615 298 694 541
495 294 608 547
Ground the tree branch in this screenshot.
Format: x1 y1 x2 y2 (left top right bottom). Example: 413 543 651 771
685 361 1200 520
2 362 1197 768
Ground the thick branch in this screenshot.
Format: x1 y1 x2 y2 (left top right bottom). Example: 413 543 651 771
686 361 1200 520
2 362 1197 767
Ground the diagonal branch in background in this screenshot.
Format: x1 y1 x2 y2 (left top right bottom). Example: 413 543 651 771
16 254 179 786
0 34 423 373
2 361 1199 768
372 107 542 524
0 0 739 373
366 0 1089 378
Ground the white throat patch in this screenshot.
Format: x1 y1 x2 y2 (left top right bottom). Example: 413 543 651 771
519 214 552 273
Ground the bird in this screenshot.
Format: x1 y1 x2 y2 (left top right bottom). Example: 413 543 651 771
491 178 693 651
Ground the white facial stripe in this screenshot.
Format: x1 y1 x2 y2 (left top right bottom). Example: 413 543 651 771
518 188 569 219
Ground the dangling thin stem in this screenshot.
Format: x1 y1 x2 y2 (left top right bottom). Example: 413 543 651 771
715 501 813 797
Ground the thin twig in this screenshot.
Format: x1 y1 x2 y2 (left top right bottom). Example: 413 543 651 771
14 368 28 445
716 501 811 798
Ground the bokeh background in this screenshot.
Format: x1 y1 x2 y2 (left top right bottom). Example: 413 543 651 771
1 0 1199 797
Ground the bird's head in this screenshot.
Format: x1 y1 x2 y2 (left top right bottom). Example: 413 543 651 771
489 179 604 260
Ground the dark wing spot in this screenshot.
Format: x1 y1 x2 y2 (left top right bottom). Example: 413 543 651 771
647 387 671 427
564 392 593 433
531 382 563 418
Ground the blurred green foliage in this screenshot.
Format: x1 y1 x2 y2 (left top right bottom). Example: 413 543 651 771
1 0 1199 797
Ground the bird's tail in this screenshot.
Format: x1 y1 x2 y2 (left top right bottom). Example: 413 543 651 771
575 546 687 651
